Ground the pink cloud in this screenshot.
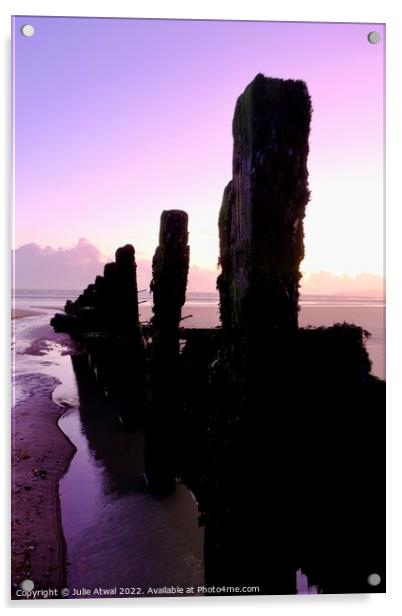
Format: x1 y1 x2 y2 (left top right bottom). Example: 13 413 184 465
188 266 218 293
301 271 384 297
13 239 107 290
12 239 219 293
13 240 384 297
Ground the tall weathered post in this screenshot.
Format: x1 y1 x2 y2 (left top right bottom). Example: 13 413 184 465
205 74 312 593
150 210 190 357
115 244 140 339
103 262 118 337
145 210 190 492
109 245 145 426
218 73 311 377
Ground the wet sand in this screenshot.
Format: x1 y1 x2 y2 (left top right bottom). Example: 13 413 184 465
12 308 46 320
11 372 76 596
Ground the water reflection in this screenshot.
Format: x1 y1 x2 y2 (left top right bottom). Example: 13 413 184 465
59 352 204 594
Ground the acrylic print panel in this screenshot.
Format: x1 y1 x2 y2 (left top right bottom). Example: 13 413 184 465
11 16 385 600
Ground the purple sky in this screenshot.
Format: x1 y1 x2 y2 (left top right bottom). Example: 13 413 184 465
13 17 384 290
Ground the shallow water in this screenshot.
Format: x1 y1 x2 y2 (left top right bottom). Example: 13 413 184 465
12 312 78 407
12 307 204 597
58 396 204 595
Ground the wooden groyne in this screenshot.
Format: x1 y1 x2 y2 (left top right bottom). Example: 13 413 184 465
51 73 384 595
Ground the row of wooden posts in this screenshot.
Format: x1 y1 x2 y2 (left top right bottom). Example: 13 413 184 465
51 74 384 594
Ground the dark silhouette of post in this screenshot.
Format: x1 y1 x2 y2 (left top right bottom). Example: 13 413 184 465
218 73 311 376
145 210 190 493
207 74 312 594
103 262 118 337
115 244 140 338
150 210 190 357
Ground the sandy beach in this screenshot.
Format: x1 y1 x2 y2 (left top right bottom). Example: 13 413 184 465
12 308 46 320
11 311 77 598
11 372 76 596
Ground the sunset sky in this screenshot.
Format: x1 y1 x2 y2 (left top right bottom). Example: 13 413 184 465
13 17 384 291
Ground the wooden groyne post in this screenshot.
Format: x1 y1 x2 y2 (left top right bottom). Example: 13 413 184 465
150 210 190 357
206 74 312 593
218 73 311 375
145 210 190 492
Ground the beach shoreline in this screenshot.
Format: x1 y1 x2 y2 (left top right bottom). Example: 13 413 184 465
11 371 76 598
12 308 46 320
10 296 385 599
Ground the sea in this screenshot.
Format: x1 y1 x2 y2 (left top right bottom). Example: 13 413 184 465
13 289 385 380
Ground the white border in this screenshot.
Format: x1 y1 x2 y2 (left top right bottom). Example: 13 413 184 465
2 1 402 615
